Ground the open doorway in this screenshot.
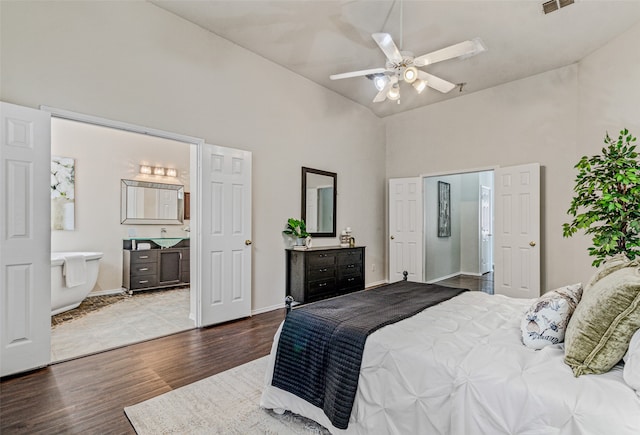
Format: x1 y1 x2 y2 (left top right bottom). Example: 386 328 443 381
49 117 195 362
423 170 494 294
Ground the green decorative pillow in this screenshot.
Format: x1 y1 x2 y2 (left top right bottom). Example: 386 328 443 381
583 253 639 292
564 265 640 376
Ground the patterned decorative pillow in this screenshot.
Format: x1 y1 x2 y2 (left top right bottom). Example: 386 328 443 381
623 328 640 396
521 283 583 349
564 266 640 376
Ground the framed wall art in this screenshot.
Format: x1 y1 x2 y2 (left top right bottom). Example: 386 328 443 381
437 181 451 237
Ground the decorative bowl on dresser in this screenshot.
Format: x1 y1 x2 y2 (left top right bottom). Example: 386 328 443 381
123 238 190 292
286 246 365 304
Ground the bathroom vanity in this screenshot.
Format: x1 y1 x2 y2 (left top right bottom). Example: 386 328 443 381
122 238 190 292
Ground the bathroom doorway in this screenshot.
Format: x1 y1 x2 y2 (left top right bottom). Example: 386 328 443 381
50 117 196 362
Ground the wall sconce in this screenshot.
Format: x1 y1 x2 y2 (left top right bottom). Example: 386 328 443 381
139 165 178 177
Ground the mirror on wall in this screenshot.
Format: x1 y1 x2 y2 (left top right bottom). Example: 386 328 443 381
121 179 184 224
301 167 337 237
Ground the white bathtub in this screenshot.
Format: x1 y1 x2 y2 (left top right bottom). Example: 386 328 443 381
51 251 103 316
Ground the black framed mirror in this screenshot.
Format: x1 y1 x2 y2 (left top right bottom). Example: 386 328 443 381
301 167 337 237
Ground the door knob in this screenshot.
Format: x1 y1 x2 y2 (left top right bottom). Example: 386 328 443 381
529 241 536 247
390 235 395 240
245 240 252 246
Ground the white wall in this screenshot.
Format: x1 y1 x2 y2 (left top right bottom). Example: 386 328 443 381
0 1 386 312
51 118 191 293
575 21 640 283
388 20 640 292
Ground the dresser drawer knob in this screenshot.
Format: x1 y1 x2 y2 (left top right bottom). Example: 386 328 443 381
319 283 327 287
139 280 149 284
319 268 328 272
348 278 355 282
139 255 149 259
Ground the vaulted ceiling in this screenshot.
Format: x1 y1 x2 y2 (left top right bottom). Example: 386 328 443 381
152 0 640 117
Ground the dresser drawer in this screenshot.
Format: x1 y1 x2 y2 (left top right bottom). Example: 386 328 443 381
307 278 336 298
130 250 158 264
338 275 364 291
338 263 362 279
307 252 336 267
308 264 336 281
337 249 362 265
130 275 158 290
131 262 158 277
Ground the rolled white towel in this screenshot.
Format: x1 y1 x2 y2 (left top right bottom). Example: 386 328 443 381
63 254 87 288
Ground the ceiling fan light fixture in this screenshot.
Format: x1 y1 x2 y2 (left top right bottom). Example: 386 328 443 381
387 84 400 101
413 79 427 94
403 66 418 83
374 75 389 91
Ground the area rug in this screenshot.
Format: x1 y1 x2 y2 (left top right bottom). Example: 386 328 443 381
124 356 330 434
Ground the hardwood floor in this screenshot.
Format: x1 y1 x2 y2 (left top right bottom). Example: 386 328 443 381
436 272 494 294
1 277 490 434
0 309 286 434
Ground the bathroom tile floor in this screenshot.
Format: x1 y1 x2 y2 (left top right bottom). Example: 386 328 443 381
51 287 194 362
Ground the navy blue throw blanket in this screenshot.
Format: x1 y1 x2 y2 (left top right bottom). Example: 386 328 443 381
271 281 467 429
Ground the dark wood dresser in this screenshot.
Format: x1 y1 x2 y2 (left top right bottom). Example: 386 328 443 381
286 246 365 304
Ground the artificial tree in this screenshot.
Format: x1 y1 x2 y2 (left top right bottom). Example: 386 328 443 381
563 129 640 266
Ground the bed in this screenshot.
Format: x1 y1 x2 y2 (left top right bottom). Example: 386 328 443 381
260 283 640 434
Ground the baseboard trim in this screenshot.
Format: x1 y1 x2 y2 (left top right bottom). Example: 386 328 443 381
459 271 483 277
366 279 389 289
251 303 284 316
426 272 460 284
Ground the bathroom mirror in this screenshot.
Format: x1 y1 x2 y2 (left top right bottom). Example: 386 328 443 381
301 167 337 237
121 179 184 224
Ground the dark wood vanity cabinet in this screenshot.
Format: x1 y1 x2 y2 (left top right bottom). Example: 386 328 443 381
123 239 190 291
286 246 365 304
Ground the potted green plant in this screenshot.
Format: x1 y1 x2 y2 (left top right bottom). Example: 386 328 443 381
563 128 640 266
283 218 310 245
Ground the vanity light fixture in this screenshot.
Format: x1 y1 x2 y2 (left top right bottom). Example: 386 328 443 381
139 164 178 177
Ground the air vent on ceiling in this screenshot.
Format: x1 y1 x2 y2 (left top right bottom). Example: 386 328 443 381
542 0 574 14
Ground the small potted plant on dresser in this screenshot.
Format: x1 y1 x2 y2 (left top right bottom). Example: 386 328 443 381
283 218 311 247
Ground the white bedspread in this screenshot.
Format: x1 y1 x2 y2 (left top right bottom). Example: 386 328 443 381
261 291 640 434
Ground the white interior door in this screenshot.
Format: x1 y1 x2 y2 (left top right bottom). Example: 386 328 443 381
388 178 423 282
0 102 51 376
494 163 540 298
197 143 252 326
480 185 493 275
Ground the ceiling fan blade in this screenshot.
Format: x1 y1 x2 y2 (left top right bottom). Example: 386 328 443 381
330 67 388 80
373 80 393 103
414 38 486 67
372 33 403 64
418 71 456 93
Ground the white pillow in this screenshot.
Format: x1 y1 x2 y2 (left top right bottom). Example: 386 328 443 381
521 283 583 349
623 329 640 396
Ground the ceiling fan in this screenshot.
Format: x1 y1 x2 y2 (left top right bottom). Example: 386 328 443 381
330 33 486 103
